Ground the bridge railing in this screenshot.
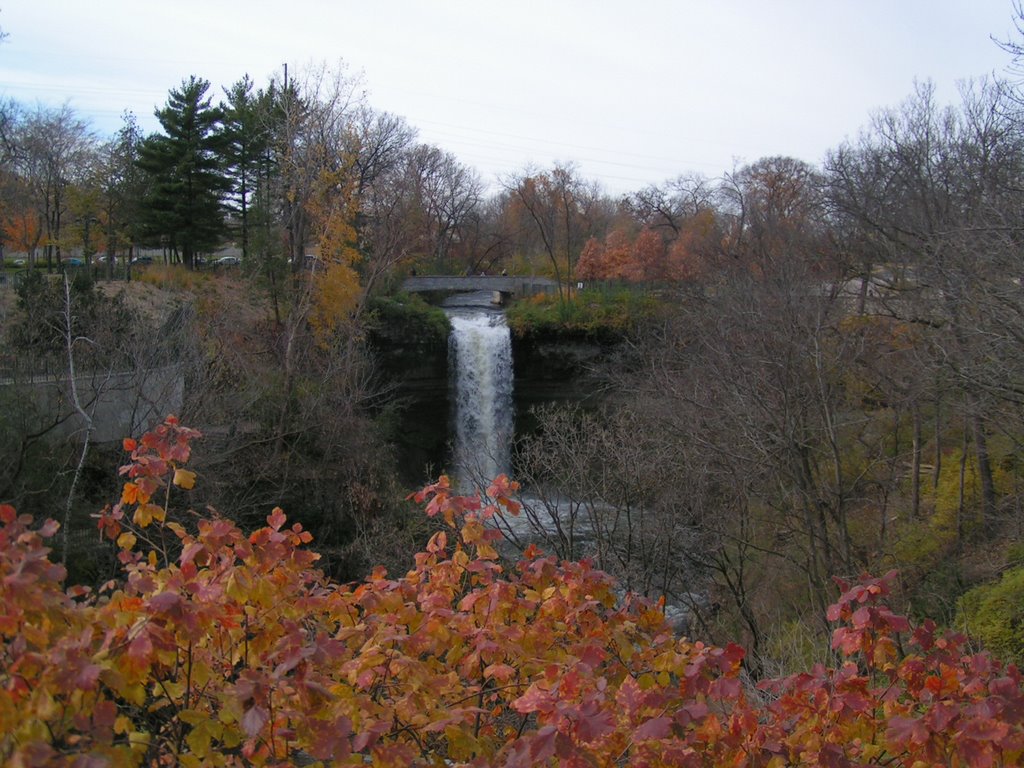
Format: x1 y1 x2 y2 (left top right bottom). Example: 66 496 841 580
400 275 559 298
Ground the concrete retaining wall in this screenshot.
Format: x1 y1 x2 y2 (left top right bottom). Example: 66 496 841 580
6 364 184 444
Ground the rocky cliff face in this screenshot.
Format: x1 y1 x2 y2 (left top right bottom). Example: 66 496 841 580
511 331 612 403
369 327 450 486
373 326 621 484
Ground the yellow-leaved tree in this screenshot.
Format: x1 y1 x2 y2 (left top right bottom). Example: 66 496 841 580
308 164 362 347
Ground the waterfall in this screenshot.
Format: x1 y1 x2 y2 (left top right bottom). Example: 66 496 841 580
446 302 514 491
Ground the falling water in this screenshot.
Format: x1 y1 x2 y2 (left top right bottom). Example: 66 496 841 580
446 298 514 492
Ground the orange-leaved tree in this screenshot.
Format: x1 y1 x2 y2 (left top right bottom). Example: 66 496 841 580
575 227 675 283
3 208 43 261
2 416 1023 766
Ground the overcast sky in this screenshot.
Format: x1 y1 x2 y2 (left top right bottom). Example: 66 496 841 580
1 1 1019 196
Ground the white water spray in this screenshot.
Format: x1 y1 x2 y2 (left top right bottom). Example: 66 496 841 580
447 307 514 491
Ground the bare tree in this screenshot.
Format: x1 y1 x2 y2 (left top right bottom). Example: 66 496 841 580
626 172 715 237
349 107 417 197
399 143 483 272
505 404 698 610
270 61 365 270
503 163 600 302
456 193 518 275
826 79 1024 531
12 104 96 269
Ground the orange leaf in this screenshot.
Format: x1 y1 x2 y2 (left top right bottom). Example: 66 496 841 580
121 483 140 505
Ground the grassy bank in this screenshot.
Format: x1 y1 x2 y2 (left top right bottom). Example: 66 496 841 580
506 284 661 338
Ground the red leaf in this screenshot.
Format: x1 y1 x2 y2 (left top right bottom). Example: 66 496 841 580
634 715 672 741
886 715 928 747
128 631 153 663
959 735 1000 768
308 716 352 760
93 699 117 729
484 663 516 682
352 720 388 752
241 705 269 737
179 541 206 567
832 627 863 655
0 504 15 524
75 663 102 690
149 591 182 613
924 701 958 732
615 675 643 718
529 725 558 763
851 606 872 628
579 643 607 669
682 700 709 722
514 683 553 714
710 675 742 700
576 706 615 742
267 507 287 531
960 717 1010 742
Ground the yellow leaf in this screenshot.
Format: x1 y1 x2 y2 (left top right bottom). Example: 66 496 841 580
133 503 165 528
226 569 252 602
476 542 498 560
186 718 221 759
116 532 138 550
173 469 197 490
123 683 147 706
178 709 208 726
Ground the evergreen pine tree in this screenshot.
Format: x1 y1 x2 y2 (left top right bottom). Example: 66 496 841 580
137 76 228 269
222 74 272 261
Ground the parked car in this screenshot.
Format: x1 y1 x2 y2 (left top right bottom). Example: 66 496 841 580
66 257 85 267
131 255 154 266
216 256 241 267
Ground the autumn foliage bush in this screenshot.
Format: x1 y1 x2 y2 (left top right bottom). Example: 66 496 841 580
3 417 1024 766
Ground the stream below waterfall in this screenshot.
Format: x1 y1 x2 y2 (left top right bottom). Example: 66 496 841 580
442 291 704 633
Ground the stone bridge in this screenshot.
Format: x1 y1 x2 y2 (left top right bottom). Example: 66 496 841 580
400 275 559 302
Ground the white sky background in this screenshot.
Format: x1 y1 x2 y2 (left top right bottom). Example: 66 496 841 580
0 1 1019 196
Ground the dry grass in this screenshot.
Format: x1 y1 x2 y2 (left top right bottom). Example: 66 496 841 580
99 269 270 330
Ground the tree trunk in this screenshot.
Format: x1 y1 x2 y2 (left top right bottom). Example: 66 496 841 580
911 404 922 521
933 385 943 489
970 408 997 530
